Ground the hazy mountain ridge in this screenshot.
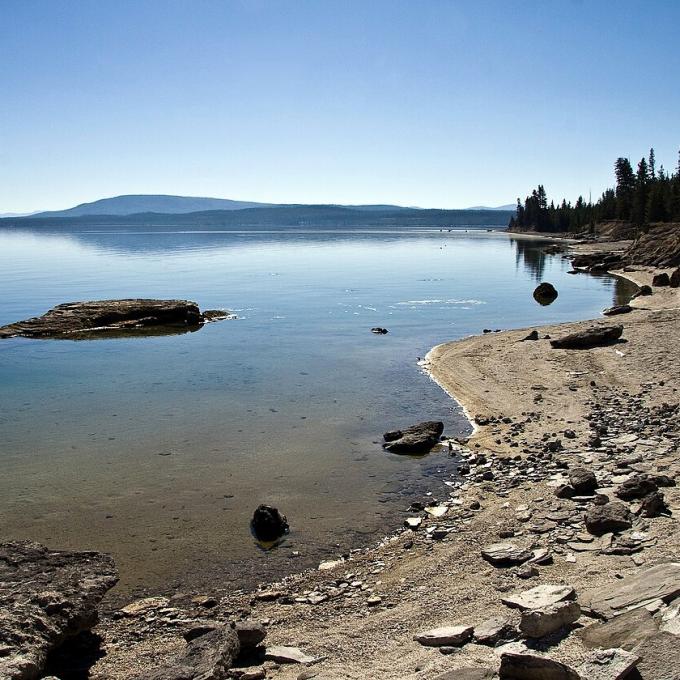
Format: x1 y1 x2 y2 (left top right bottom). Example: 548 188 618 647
2 204 513 230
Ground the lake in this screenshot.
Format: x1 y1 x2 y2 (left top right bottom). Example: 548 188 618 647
0 228 634 596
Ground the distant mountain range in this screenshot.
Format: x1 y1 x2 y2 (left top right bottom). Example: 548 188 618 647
466 204 516 211
1 194 513 230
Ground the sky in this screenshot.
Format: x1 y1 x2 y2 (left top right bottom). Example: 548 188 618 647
1 0 679 213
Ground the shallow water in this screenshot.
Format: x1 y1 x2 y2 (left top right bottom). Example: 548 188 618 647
0 228 634 594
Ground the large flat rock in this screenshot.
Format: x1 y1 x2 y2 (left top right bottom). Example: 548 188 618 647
0 299 228 339
0 540 118 680
580 562 680 619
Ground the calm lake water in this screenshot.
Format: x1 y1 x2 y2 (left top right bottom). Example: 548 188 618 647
0 228 634 595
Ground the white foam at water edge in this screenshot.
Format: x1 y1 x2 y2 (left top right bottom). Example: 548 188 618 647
396 299 486 306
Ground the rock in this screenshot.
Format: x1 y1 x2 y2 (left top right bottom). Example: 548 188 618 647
234 622 267 652
251 505 289 542
670 267 680 288
632 632 680 680
580 562 680 619
603 305 633 316
577 648 639 680
120 596 169 616
652 272 671 286
413 625 473 647
633 284 652 297
555 484 576 499
370 327 388 334
145 626 240 680
615 474 658 501
578 607 659 651
533 282 559 306
474 616 517 646
585 502 632 536
502 585 576 611
498 651 580 680
522 330 540 341
550 325 623 349
659 597 680 634
382 420 444 454
404 517 423 530
481 543 532 567
263 646 317 665
519 601 581 639
0 299 225 339
0 540 118 680
638 490 669 517
569 467 599 494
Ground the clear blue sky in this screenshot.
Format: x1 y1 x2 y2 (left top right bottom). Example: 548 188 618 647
1 0 679 212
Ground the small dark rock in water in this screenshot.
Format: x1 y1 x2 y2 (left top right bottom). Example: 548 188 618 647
603 304 632 316
370 327 388 334
550 325 623 349
652 272 671 287
533 282 558 306
521 330 539 341
382 420 444 455
251 505 289 542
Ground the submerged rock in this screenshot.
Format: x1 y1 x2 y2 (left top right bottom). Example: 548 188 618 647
370 327 389 334
533 282 558 306
251 505 289 542
550 325 623 349
382 420 444 454
0 299 232 339
0 540 118 680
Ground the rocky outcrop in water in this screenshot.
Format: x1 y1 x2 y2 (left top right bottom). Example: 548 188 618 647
532 282 558 305
251 505 289 542
383 421 444 454
0 299 231 339
0 540 118 680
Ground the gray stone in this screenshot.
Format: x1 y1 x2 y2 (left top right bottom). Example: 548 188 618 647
234 622 267 652
474 616 517 646
550 325 623 350
580 562 680 619
659 597 680 634
498 651 580 680
146 626 240 680
585 502 633 536
502 584 576 612
569 468 598 494
413 625 474 647
519 601 581 639
263 646 317 664
481 543 533 567
0 299 223 339
577 648 639 680
603 305 633 316
633 632 680 680
0 540 118 680
383 421 444 454
577 606 659 651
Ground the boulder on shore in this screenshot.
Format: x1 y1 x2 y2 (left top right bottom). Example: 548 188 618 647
550 325 623 349
585 501 632 535
0 540 118 680
251 505 289 542
0 299 230 339
382 420 444 454
603 304 632 316
652 272 671 287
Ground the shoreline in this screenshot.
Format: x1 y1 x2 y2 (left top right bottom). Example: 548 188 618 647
8 237 680 679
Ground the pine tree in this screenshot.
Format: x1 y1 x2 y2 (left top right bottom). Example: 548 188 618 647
614 158 635 220
648 148 656 180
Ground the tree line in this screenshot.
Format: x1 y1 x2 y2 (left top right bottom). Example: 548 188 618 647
509 148 680 233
